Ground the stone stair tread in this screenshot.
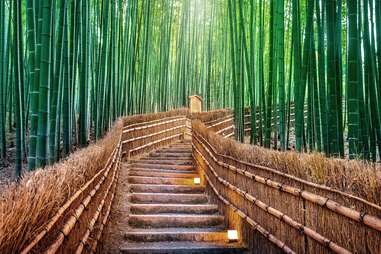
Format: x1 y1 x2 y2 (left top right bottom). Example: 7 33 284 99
129 184 205 193
142 156 192 161
128 167 197 174
125 227 226 234
129 171 198 178
129 203 218 215
129 193 208 205
128 214 224 228
129 214 223 218
131 163 194 170
120 241 246 254
128 176 194 185
131 159 193 165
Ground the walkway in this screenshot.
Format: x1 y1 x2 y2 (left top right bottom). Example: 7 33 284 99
103 140 246 253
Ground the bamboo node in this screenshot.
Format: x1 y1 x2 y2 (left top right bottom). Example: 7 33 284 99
324 239 332 248
298 225 305 235
359 211 367 223
322 198 330 208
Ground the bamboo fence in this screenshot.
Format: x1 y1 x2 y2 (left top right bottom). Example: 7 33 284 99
192 120 381 254
0 109 189 254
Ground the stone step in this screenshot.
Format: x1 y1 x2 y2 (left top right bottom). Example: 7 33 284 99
124 228 227 242
133 159 193 165
129 184 205 194
120 241 246 254
129 193 208 204
131 163 194 171
129 204 218 214
129 167 197 175
128 214 224 228
129 170 198 179
128 176 193 185
159 148 192 153
149 152 193 158
141 156 193 161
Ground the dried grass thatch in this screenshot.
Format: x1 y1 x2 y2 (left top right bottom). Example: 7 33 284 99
193 120 381 206
193 119 381 253
0 109 189 253
122 108 189 127
190 109 232 123
0 120 122 253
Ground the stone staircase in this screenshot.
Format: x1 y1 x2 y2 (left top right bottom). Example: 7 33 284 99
121 140 246 254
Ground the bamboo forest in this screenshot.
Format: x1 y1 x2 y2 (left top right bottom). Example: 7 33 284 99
0 0 380 177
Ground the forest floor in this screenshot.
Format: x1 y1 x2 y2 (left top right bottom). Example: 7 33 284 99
0 133 27 194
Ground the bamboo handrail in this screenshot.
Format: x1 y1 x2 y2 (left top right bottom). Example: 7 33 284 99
122 125 185 144
123 115 185 131
123 117 186 133
20 144 120 254
74 158 119 254
207 117 234 129
193 132 381 232
124 133 183 156
204 114 234 125
193 130 381 211
193 157 296 254
44 146 120 254
215 125 234 135
194 144 352 254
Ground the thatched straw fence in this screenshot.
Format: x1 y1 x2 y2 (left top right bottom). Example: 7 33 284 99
0 109 188 254
191 109 234 137
192 120 381 254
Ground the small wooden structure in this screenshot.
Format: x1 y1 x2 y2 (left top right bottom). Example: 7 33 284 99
189 95 203 113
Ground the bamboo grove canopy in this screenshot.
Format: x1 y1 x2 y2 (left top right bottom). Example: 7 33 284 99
0 0 380 176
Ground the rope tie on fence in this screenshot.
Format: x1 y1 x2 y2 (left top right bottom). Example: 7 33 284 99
277 183 284 191
324 239 332 248
322 197 330 208
359 211 367 224
298 225 305 235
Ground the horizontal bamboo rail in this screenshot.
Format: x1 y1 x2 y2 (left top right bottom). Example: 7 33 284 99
125 133 183 157
123 115 185 130
203 114 234 126
193 132 381 231
122 125 185 144
215 125 235 135
123 117 186 133
194 156 296 254
20 143 120 254
74 158 119 254
194 129 381 210
45 142 121 254
207 117 234 129
193 144 351 254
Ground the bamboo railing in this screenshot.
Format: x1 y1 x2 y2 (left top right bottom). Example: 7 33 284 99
192 120 381 254
19 110 188 254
